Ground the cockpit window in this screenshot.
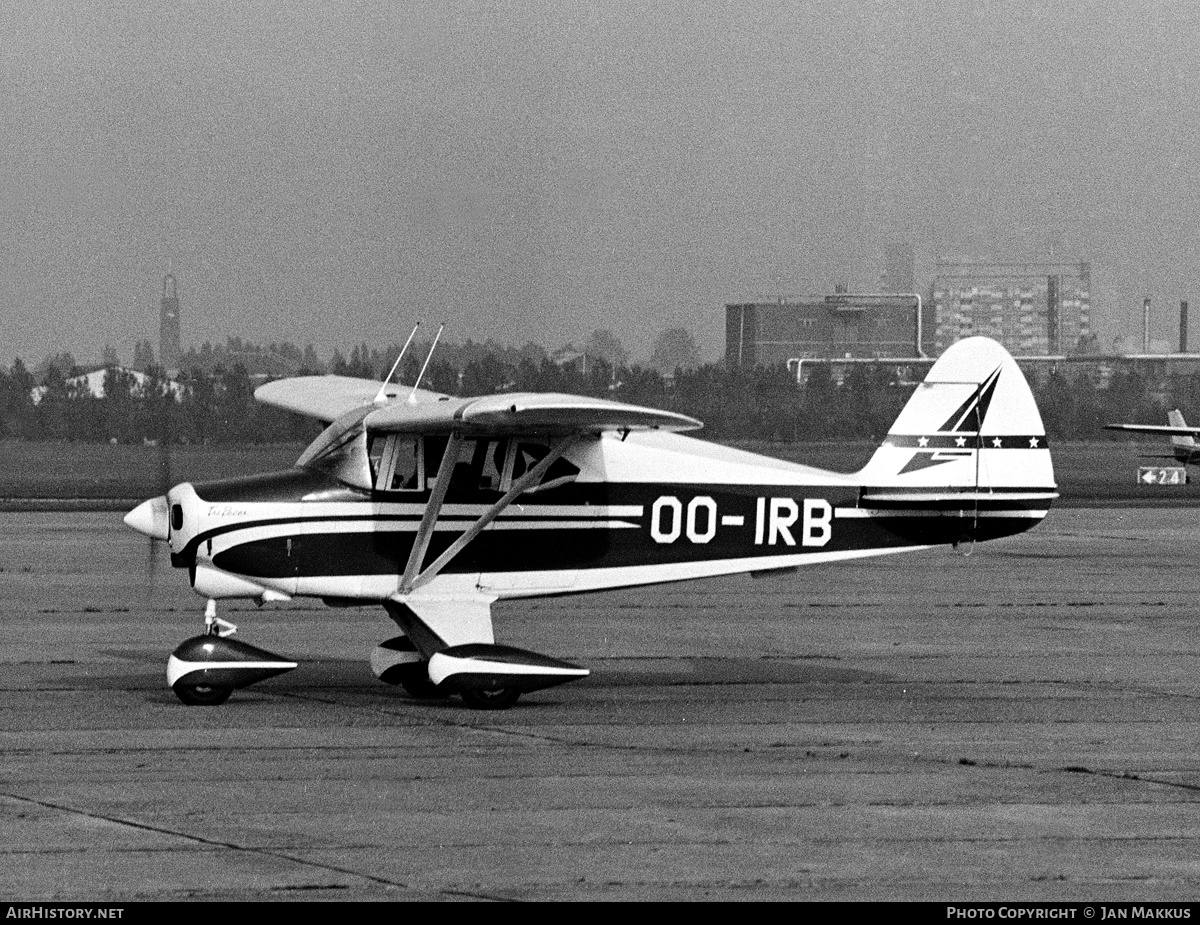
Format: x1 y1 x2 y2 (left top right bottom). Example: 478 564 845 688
298 423 580 496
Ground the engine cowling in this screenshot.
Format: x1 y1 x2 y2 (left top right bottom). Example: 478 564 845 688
191 564 292 602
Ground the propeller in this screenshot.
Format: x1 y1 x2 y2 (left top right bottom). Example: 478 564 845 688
127 371 176 598
149 432 172 593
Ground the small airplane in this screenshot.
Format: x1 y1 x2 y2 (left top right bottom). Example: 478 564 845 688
1104 409 1200 466
124 334 1057 709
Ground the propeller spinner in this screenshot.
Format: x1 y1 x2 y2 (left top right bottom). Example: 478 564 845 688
125 495 170 542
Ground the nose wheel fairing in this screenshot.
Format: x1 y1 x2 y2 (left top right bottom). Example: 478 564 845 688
167 635 298 705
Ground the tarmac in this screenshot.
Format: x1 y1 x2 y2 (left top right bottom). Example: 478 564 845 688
3 508 1200 901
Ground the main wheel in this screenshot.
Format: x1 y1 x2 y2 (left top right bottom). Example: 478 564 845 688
173 682 232 706
459 686 521 710
399 670 449 700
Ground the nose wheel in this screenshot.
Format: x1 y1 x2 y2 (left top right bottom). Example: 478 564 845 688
173 681 232 706
167 600 297 705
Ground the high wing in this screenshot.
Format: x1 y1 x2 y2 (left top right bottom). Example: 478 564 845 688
256 375 702 434
255 375 450 424
365 391 701 435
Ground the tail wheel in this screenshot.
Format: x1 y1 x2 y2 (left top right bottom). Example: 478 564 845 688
459 686 521 710
173 682 232 706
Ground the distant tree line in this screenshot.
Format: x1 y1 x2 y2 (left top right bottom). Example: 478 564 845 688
0 335 1189 446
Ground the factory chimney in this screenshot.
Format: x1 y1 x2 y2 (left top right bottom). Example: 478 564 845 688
1046 275 1060 354
1181 301 1189 353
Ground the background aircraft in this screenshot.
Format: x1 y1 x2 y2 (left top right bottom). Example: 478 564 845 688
1105 409 1200 466
125 335 1057 709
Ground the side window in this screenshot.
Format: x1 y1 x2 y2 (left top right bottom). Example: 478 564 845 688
387 438 422 491
423 436 451 482
365 434 577 495
421 436 468 491
505 438 580 494
370 434 423 492
476 439 507 492
426 438 504 494
510 441 546 482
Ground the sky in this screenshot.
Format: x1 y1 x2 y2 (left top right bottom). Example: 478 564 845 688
4 0 1200 366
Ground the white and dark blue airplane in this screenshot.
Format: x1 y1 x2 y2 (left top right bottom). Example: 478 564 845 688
1105 409 1200 466
124 335 1057 709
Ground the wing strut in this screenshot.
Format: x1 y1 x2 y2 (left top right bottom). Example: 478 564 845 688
401 431 463 592
399 434 578 595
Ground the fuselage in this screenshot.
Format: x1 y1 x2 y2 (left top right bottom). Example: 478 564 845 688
161 431 1050 604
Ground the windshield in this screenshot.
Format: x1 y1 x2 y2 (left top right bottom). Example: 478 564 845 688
295 407 374 490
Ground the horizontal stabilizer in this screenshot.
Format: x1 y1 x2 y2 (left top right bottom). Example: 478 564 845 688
428 644 589 693
859 488 1057 504
1105 424 1200 437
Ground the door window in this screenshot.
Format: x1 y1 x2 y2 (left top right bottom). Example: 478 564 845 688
369 434 423 492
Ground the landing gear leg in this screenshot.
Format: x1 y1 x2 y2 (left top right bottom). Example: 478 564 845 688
203 598 237 637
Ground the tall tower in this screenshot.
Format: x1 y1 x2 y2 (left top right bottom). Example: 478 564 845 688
160 273 181 372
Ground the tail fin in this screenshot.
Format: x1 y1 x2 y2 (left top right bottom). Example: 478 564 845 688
856 337 1056 539
1168 409 1196 462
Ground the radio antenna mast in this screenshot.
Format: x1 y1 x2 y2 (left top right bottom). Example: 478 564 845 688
409 322 445 403
374 323 421 404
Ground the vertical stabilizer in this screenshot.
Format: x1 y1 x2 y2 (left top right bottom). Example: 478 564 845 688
857 337 1056 502
1168 409 1196 463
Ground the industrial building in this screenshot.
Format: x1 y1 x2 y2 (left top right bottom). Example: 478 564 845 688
930 260 1091 356
725 291 922 370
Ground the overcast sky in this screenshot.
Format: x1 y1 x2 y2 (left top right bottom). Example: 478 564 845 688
3 0 1199 366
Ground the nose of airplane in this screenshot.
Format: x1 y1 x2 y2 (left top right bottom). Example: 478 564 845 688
124 495 170 541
